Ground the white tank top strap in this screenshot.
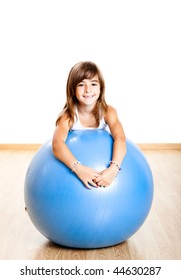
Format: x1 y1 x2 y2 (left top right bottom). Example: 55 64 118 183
71 107 109 132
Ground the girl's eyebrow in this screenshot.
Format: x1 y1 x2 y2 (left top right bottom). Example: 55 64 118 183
80 79 99 83
91 79 99 83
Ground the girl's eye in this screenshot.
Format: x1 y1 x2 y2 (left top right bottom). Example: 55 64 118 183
77 83 84 87
92 83 98 86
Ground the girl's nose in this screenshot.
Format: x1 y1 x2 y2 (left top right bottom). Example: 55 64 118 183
85 84 91 93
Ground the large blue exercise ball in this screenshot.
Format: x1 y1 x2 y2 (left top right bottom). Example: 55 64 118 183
24 130 153 249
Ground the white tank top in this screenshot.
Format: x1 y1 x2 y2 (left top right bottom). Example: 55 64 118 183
71 107 109 132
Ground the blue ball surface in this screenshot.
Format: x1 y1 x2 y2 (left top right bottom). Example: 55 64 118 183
24 130 153 248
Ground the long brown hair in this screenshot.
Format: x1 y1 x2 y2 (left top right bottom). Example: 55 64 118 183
56 61 108 127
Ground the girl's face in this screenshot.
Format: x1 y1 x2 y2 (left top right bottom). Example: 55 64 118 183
75 75 100 108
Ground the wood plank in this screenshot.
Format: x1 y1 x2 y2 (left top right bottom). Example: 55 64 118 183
0 143 181 150
0 144 42 150
138 143 181 150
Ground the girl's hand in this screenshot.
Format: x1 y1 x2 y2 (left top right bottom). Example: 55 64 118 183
94 165 119 187
73 164 100 189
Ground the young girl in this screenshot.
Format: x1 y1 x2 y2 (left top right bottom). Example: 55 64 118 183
52 61 126 189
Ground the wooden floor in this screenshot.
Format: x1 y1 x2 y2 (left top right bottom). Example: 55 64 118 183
0 149 181 260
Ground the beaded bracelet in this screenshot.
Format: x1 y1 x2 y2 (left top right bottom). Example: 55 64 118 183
71 160 81 172
109 161 121 171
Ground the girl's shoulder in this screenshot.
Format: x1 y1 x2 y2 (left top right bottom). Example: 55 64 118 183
104 105 118 118
104 105 120 126
56 110 70 127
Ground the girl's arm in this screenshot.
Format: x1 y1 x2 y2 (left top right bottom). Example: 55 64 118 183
52 114 99 189
94 105 126 187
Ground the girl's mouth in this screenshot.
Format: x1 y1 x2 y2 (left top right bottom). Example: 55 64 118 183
83 94 94 98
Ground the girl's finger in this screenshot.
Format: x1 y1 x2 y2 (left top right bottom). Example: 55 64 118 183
89 180 99 188
84 181 92 190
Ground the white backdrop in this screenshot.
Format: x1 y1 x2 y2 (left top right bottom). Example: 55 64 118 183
0 0 181 143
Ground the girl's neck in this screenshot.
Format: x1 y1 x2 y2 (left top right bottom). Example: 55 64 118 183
77 103 95 115
76 103 98 128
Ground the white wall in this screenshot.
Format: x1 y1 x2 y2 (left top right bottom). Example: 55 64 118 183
0 0 181 143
